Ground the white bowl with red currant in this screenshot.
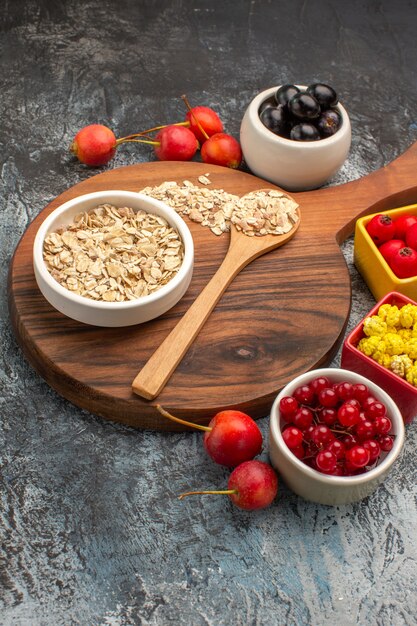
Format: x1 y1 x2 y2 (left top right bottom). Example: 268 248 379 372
269 368 404 505
240 82 351 191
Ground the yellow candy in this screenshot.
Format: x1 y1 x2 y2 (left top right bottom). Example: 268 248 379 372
378 304 401 327
399 303 417 329
363 316 387 337
405 338 417 360
383 333 404 356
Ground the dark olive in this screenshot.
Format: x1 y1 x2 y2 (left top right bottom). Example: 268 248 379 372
288 93 321 121
307 83 338 108
290 123 320 141
275 84 300 108
316 109 341 137
260 105 288 135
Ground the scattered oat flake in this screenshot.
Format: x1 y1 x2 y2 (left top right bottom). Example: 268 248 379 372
139 180 299 237
198 175 211 185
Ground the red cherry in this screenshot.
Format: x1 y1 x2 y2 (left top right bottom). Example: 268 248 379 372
390 247 417 278
394 213 417 240
226 460 278 510
70 124 117 166
156 406 262 467
179 460 278 511
366 214 396 244
154 125 198 161
185 105 223 143
201 132 242 169
378 239 406 264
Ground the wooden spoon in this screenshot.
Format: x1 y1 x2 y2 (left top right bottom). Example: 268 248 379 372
132 193 301 400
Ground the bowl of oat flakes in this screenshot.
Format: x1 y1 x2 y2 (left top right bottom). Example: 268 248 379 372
33 190 194 327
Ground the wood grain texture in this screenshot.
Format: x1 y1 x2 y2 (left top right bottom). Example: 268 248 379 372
8 147 417 429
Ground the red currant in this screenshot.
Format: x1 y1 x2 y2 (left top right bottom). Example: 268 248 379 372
378 435 394 452
303 425 315 442
316 450 337 473
291 444 305 460
293 407 314 430
361 396 378 411
311 425 335 447
310 376 331 394
318 388 339 408
279 396 299 422
335 381 354 401
352 383 370 403
282 427 303 449
374 415 392 435
344 398 361 410
318 407 337 426
345 445 371 468
365 401 386 420
355 419 375 441
340 433 358 449
362 439 381 463
326 439 346 460
337 402 360 427
293 384 315 405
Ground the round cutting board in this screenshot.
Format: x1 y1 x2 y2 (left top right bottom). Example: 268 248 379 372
8 149 417 430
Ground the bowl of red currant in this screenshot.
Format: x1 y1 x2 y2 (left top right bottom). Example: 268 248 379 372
269 368 404 505
240 83 351 192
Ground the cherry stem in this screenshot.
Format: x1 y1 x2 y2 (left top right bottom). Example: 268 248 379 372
116 121 190 145
181 94 210 141
156 405 211 432
179 489 238 500
117 138 160 147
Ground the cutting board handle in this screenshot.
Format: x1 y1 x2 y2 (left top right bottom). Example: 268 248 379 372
296 140 417 241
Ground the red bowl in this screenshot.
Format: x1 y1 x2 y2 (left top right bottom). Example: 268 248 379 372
341 291 417 423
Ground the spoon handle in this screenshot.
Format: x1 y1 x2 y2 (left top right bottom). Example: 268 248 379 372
131 237 251 400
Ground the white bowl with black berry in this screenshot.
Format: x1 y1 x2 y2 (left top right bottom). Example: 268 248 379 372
240 83 351 192
268 368 405 505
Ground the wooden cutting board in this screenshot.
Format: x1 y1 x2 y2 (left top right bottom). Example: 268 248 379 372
8 145 417 430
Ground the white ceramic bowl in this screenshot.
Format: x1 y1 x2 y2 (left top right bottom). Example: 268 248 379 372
33 190 194 327
240 85 351 191
269 368 405 505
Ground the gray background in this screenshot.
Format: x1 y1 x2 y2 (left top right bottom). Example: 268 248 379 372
1 1 417 625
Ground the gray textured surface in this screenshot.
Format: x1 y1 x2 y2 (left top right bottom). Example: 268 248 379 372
1 1 417 625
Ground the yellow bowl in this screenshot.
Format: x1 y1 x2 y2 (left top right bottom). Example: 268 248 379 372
354 203 417 301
